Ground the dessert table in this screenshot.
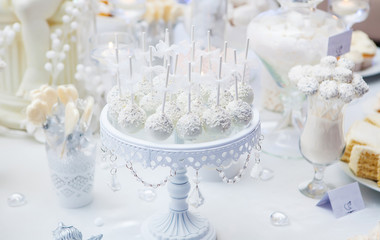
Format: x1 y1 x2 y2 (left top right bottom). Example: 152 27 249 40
1 76 380 240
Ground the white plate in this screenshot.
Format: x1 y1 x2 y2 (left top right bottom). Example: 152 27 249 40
357 48 380 78
340 161 380 192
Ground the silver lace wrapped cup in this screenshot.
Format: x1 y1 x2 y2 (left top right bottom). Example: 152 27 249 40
45 124 97 208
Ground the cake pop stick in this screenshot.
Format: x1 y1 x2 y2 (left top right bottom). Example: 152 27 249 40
207 30 211 52
115 34 121 98
129 56 134 103
141 32 146 52
242 38 250 83
176 62 202 140
199 55 203 74
234 49 238 101
164 28 170 67
188 62 192 113
165 28 170 45
207 30 212 71
174 54 179 74
192 41 196 63
162 64 171 113
217 56 222 106
191 25 195 42
223 41 228 63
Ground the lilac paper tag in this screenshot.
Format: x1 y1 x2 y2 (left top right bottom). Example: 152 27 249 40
316 182 365 218
327 30 353 57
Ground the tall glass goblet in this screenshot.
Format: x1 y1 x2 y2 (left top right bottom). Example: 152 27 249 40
328 0 370 29
298 95 346 199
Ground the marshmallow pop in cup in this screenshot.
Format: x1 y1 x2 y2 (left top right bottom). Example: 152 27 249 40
202 56 232 135
226 49 253 127
117 56 147 134
145 65 174 140
176 62 203 140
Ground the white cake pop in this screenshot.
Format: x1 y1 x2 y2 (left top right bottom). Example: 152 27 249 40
139 93 160 115
351 73 369 97
226 100 253 126
117 103 146 133
134 78 151 102
333 67 353 83
202 106 231 134
145 65 174 140
108 98 129 124
337 58 355 71
145 113 174 140
338 83 356 103
208 89 234 107
313 66 333 83
320 56 337 69
203 56 232 135
297 77 319 95
176 62 203 140
229 83 254 105
176 113 202 140
156 101 183 124
319 80 338 100
176 91 203 116
106 85 121 104
288 65 314 85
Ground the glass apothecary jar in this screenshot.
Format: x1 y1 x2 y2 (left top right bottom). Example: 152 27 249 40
247 0 346 112
246 0 346 159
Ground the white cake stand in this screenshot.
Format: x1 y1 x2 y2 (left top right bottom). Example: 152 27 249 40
100 106 261 240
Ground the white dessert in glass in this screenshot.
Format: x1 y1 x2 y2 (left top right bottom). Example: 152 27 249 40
289 56 369 199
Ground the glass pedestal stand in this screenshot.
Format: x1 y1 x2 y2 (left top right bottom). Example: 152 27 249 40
100 106 261 240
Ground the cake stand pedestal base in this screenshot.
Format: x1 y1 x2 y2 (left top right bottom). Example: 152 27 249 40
141 168 216 240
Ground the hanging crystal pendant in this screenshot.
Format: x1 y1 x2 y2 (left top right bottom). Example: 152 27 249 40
250 163 263 179
138 188 157 202
188 186 204 208
108 174 121 192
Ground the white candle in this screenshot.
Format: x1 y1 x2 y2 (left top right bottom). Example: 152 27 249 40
332 0 361 15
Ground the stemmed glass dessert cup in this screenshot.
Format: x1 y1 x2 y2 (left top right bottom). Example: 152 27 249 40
328 0 370 29
298 111 346 199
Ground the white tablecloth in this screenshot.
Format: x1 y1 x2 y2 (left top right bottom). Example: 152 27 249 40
1 79 380 240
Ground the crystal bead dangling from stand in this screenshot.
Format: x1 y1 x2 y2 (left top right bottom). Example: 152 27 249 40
108 168 121 192
250 137 263 179
138 187 157 202
188 170 204 208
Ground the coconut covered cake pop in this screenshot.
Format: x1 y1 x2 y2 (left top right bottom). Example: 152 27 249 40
118 103 146 133
145 65 174 140
202 57 232 135
176 63 203 140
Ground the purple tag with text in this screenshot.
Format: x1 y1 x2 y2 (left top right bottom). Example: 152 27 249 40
327 30 352 57
316 182 365 218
